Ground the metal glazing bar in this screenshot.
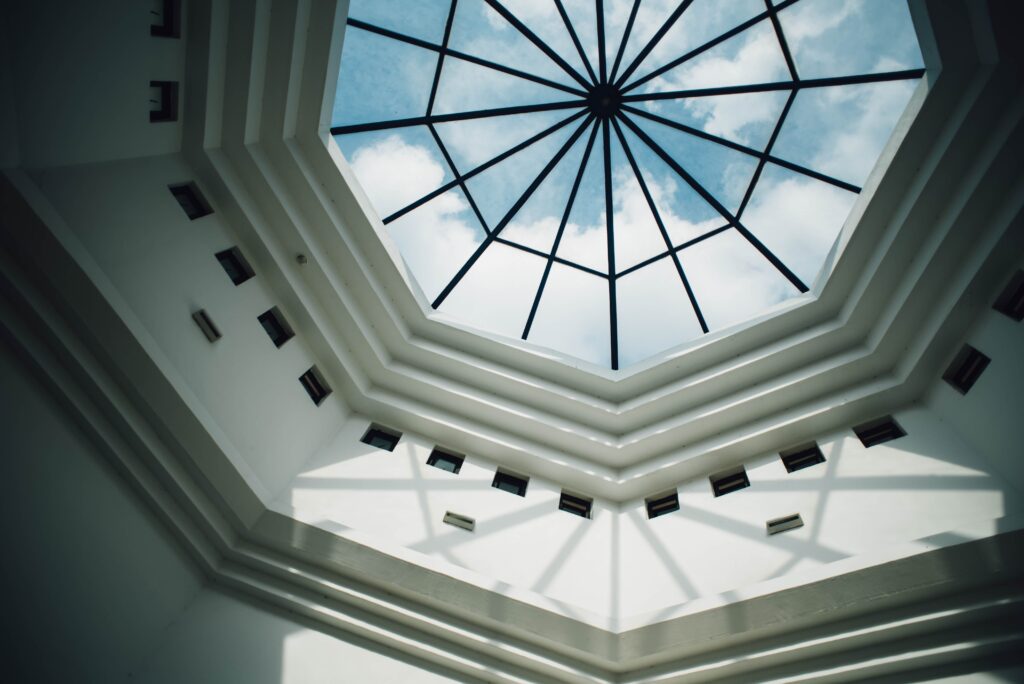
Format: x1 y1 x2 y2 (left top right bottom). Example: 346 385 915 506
736 89 796 220
432 115 596 309
497 236 607 279
426 0 459 115
596 0 607 83
765 0 799 82
382 108 587 224
483 0 592 89
428 124 492 234
611 117 708 332
331 99 586 136
608 0 641 84
345 18 587 97
614 0 696 89
553 0 598 85
522 121 602 338
617 224 732 278
602 119 619 369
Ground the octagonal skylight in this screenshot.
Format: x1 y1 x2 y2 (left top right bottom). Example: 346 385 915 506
332 0 924 369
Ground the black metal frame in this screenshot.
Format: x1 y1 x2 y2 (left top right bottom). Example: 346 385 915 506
332 0 924 369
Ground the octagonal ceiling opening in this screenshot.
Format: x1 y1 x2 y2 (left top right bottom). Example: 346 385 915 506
330 0 924 370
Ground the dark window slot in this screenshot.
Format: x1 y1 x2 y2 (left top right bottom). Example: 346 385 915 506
191 309 221 342
258 307 295 348
853 416 906 448
149 80 179 122
151 0 182 38
169 183 212 220
442 511 475 532
943 344 991 395
711 468 750 497
426 448 463 474
215 247 254 286
361 425 401 452
299 366 331 406
993 269 1024 321
767 513 804 535
559 491 592 519
492 470 528 497
645 491 679 519
780 444 825 473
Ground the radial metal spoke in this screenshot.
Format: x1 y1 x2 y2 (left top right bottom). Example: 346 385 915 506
736 89 796 221
619 112 809 293
553 0 598 85
614 0 697 89
432 115 596 309
616 223 731 278
608 0 641 85
428 124 492 234
596 0 607 83
382 109 587 224
522 121 602 339
346 19 587 97
331 99 586 136
426 1 459 116
483 0 592 89
497 236 607 279
621 104 860 193
765 0 799 82
602 119 619 369
611 116 708 333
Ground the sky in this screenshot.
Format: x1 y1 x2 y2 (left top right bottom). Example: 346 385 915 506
332 0 924 370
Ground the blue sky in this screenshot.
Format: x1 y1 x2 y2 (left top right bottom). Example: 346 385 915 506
333 0 924 369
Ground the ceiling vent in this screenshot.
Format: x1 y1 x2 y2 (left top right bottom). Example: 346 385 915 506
492 470 528 497
258 307 295 348
361 425 401 452
442 511 475 532
426 448 463 474
169 183 212 220
215 247 255 286
645 491 679 519
710 467 750 497
149 80 179 122
150 0 181 38
993 269 1024 321
559 491 593 519
191 309 221 343
780 444 826 473
298 366 331 406
942 344 991 394
767 513 804 535
853 416 906 448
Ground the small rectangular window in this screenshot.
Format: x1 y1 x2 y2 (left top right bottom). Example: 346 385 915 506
710 467 750 497
492 470 528 497
169 183 212 220
993 269 1024 321
558 491 592 519
361 425 401 452
149 80 179 122
258 307 295 348
191 309 221 342
645 490 679 519
442 511 475 532
943 344 991 395
299 366 331 406
780 443 825 473
767 513 804 535
150 0 182 38
215 247 254 286
426 448 463 474
853 415 905 448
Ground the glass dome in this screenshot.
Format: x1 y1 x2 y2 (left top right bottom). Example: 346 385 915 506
332 0 924 369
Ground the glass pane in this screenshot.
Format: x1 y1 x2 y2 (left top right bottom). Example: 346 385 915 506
633 90 789 151
347 0 452 45
617 258 704 367
554 127 607 273
432 54 575 116
498 0 594 84
608 128 669 273
434 108 578 171
527 264 610 367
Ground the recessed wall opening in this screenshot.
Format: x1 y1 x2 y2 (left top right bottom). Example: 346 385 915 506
426 448 463 474
780 444 826 473
150 0 182 38
943 344 991 394
258 307 295 348
299 366 331 406
645 490 679 519
767 514 804 535
361 425 401 452
492 470 528 497
853 416 906 447
710 467 750 497
149 80 179 122
558 491 593 519
169 183 212 220
442 511 475 532
993 269 1024 321
215 247 255 286
191 309 221 342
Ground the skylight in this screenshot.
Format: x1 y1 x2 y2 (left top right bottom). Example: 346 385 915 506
332 0 924 370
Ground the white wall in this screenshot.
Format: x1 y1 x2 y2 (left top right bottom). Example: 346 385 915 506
28 154 347 499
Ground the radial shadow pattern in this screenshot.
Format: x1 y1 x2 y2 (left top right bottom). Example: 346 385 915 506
332 0 924 369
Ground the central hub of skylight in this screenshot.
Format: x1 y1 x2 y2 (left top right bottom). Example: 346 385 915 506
331 0 923 370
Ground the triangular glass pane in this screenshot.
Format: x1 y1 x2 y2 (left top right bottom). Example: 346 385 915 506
610 1 678 84
632 90 789 150
438 242 548 339
631 115 759 215
554 127 608 273
434 108 581 172
777 0 924 80
608 129 671 274
502 129 590 254
676 228 801 331
527 263 610 367
338 127 454 220
460 115 579 232
617 257 704 367
498 0 595 86
772 80 917 188
386 186 486 301
333 29 436 126
347 0 452 45
560 0 600 80
447 0 582 89
432 55 578 116
741 163 858 288
617 122 723 247
630 0 765 86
